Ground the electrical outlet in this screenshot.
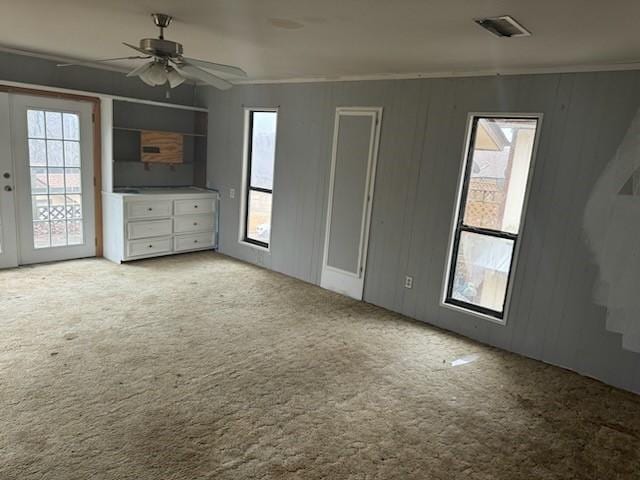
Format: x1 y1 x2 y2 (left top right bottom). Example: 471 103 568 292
404 276 413 289
230 188 235 199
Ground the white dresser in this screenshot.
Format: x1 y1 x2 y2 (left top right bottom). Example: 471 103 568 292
102 187 219 263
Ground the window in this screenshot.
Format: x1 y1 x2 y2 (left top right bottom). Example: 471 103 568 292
444 115 540 321
242 109 277 248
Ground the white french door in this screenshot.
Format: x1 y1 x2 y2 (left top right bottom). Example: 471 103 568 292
0 93 18 268
320 107 382 300
0 93 95 267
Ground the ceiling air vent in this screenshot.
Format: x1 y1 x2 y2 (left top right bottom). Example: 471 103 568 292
475 15 531 38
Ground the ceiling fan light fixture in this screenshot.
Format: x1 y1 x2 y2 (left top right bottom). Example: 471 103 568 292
166 67 185 88
138 73 158 87
139 61 167 86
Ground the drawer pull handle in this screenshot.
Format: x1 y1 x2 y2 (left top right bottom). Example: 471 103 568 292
193 222 198 226
148 244 153 248
194 240 199 243
147 208 153 211
194 205 198 208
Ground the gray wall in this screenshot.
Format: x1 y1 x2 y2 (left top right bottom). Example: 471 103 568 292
197 70 640 394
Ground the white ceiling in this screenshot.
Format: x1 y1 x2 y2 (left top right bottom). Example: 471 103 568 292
0 0 639 83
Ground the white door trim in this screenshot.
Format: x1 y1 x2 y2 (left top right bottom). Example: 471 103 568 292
320 106 383 300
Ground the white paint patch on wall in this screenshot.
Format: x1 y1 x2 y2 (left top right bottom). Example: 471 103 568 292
584 107 640 353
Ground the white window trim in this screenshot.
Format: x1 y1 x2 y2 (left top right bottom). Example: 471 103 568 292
238 107 279 252
441 112 544 325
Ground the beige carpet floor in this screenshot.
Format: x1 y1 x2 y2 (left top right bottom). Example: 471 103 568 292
1 252 639 480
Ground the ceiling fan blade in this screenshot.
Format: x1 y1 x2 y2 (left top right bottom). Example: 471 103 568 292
57 55 151 67
181 57 247 77
123 42 153 56
126 61 153 78
178 64 233 90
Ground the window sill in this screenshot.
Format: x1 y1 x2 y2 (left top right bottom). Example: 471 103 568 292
239 240 270 253
440 300 507 326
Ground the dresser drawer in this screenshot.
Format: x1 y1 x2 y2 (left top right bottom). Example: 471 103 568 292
174 232 215 252
126 236 172 258
173 214 215 234
127 219 173 240
126 200 172 219
174 198 215 215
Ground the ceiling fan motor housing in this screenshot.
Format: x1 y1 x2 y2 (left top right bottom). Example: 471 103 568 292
139 38 183 58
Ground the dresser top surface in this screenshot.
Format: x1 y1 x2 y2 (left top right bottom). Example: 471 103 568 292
111 186 218 197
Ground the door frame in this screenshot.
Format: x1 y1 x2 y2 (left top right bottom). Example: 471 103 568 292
320 106 383 300
0 84 103 258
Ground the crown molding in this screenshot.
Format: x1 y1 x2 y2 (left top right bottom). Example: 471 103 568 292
3 44 640 87
232 61 640 86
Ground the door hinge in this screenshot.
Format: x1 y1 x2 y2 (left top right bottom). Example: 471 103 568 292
93 177 96 186
92 112 96 123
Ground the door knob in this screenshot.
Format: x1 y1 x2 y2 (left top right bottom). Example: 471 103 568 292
2 172 9 179
4 185 12 192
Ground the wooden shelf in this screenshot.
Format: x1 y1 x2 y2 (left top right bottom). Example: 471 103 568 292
113 126 207 138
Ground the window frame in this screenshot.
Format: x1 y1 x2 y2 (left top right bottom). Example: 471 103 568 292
239 107 278 250
442 113 543 324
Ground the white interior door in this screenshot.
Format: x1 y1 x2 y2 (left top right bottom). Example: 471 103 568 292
11 94 95 265
321 107 382 300
0 93 18 269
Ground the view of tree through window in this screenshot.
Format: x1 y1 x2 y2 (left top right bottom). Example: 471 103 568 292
244 110 277 247
446 116 539 319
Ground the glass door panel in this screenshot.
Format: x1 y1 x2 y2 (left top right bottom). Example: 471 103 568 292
26 109 85 248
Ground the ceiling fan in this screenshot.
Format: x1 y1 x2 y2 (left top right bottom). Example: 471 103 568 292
57 13 246 90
